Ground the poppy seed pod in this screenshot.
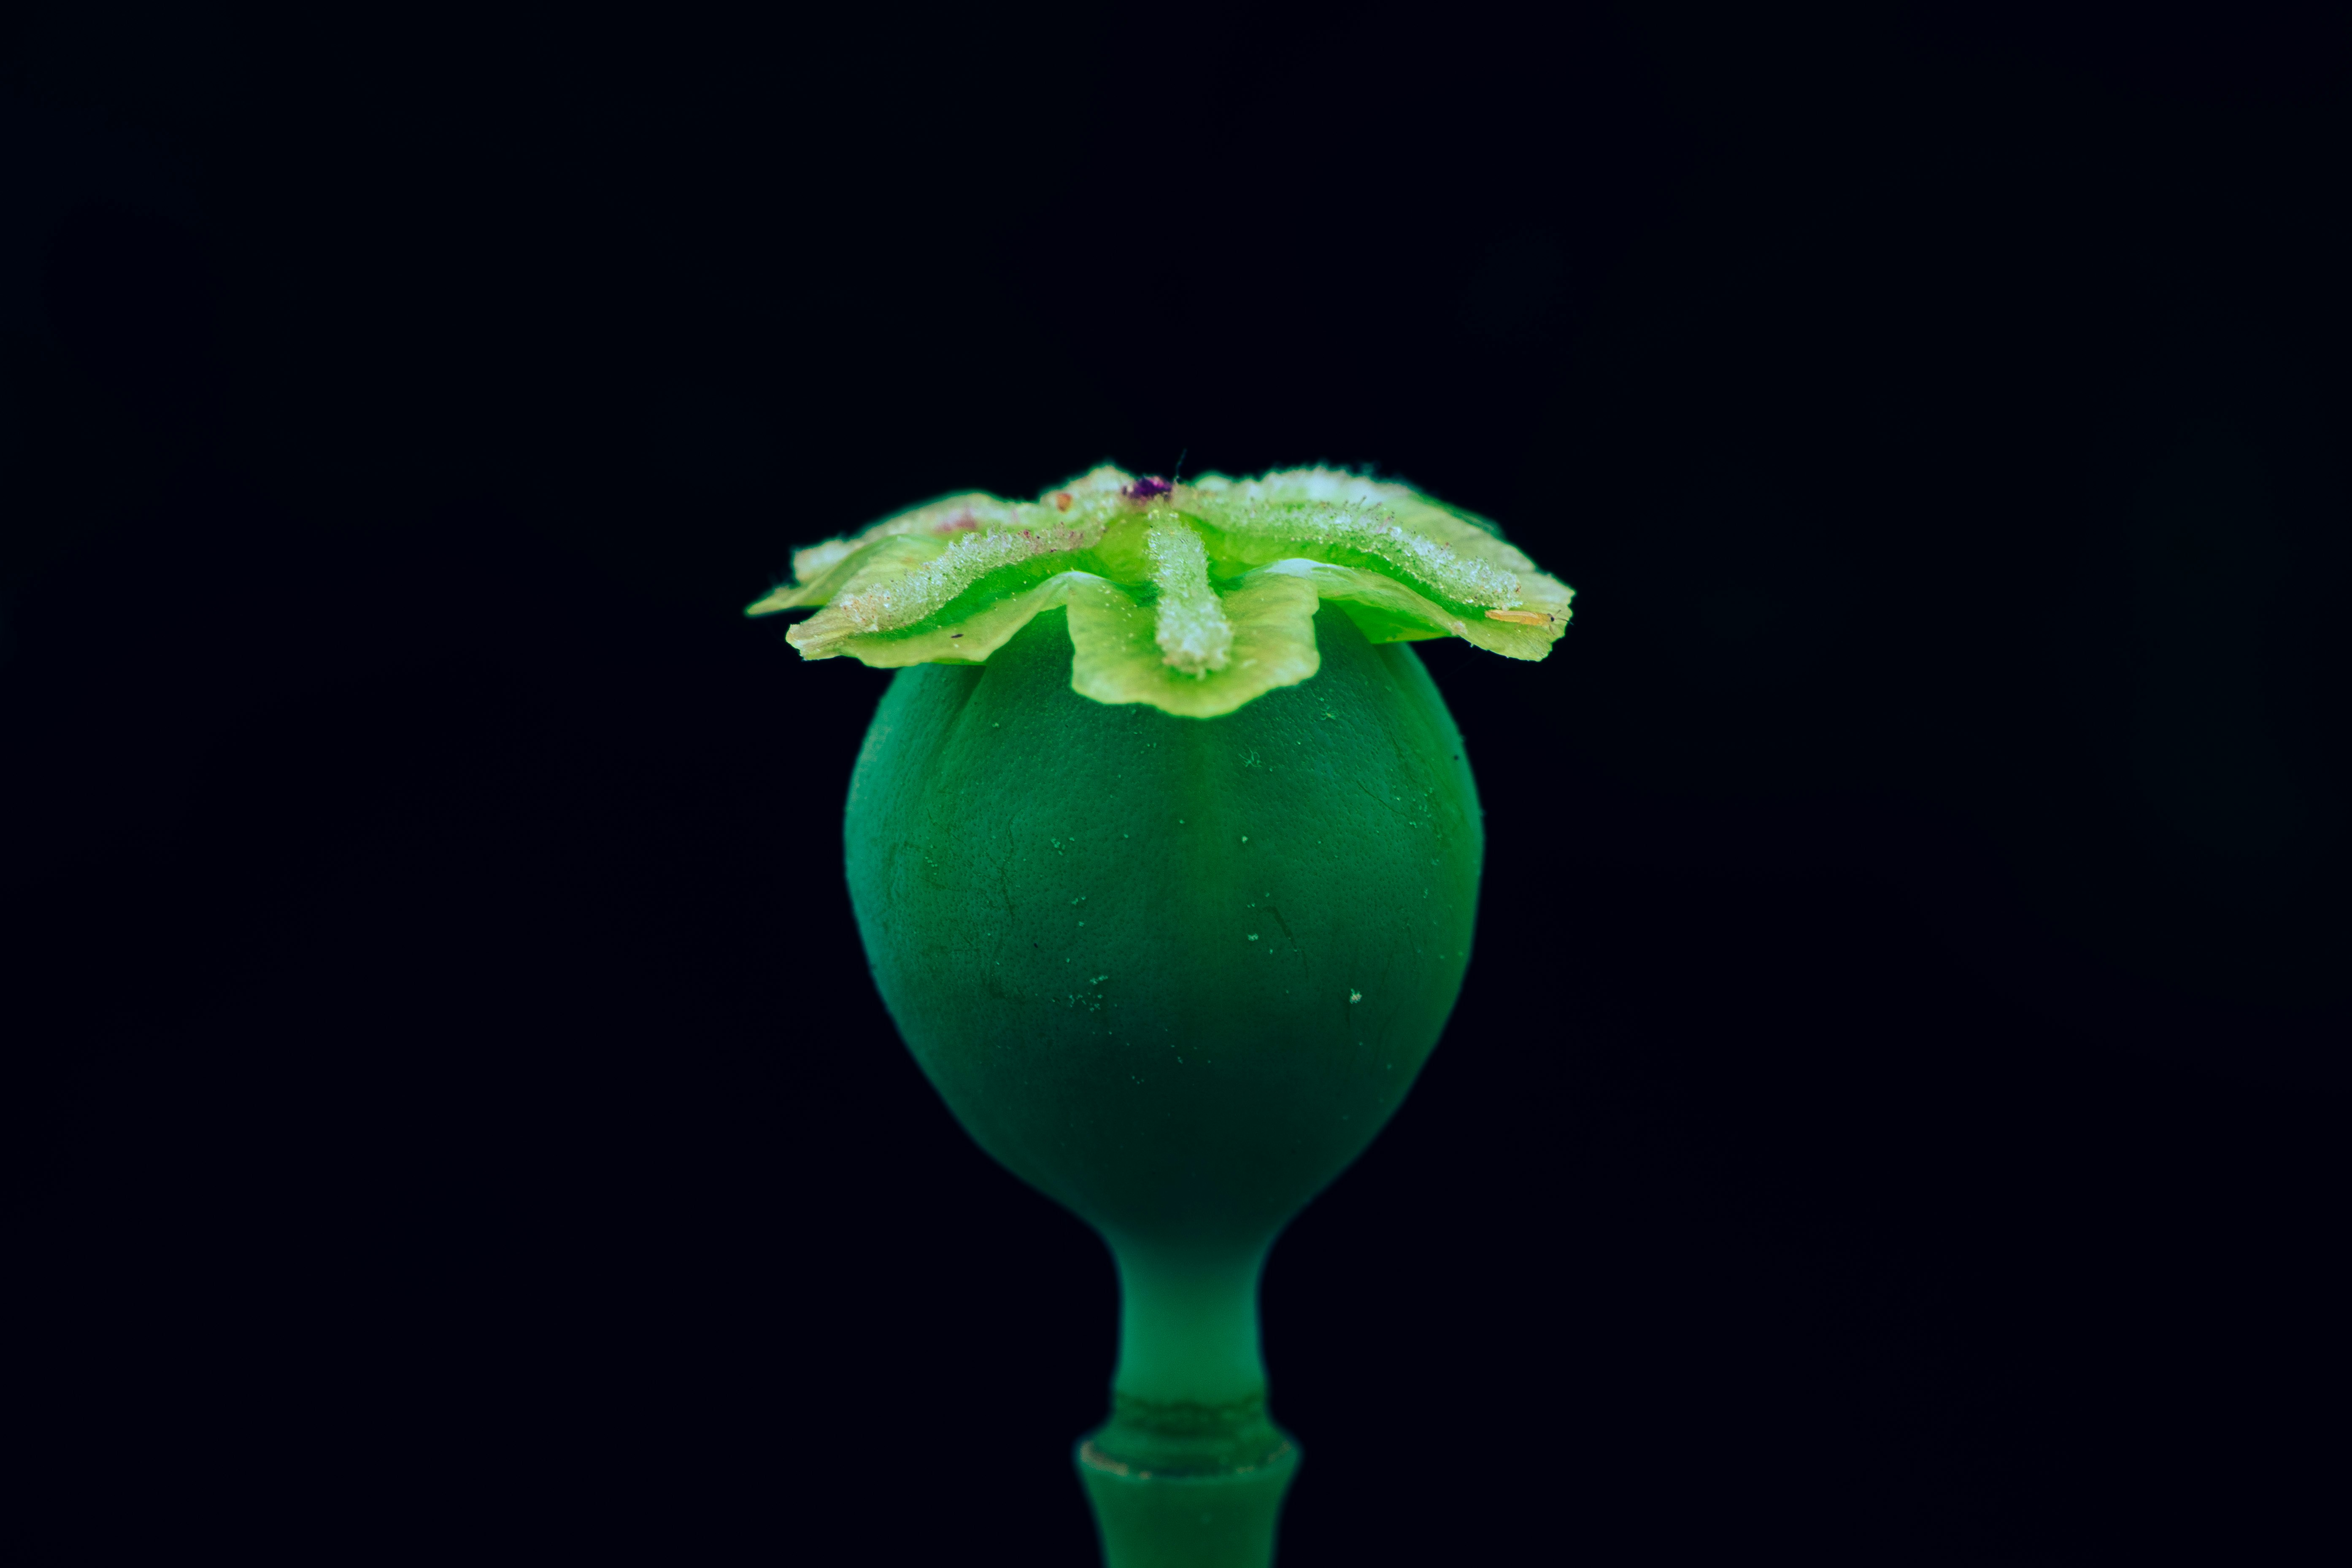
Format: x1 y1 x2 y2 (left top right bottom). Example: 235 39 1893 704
755 467 1571 1567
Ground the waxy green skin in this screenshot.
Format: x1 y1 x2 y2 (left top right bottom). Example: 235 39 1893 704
767 463 1563 1565
846 603 1481 1479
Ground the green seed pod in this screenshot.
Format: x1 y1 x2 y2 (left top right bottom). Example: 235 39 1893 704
756 468 1570 1566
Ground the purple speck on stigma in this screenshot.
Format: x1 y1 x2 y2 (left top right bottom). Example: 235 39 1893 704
1124 475 1174 501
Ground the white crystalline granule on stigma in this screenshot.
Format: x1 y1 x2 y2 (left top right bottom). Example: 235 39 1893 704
1146 521 1232 675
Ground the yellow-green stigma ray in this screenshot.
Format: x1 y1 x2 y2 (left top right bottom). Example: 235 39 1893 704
1146 518 1232 677
750 465 1573 717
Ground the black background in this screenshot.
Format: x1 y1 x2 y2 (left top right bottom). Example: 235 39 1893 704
4 4 2346 1562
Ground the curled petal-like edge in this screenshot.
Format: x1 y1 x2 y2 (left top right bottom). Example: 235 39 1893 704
755 467 1573 717
791 567 1099 669
1068 570 1322 718
1258 559 1572 661
790 556 1574 718
748 467 1133 616
786 568 1323 718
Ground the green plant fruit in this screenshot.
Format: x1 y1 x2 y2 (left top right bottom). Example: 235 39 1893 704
858 595 1471 1239
769 466 1567 1563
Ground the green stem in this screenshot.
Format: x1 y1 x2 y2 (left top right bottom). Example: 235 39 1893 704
1077 1238 1301 1567
1109 1242 1270 1409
